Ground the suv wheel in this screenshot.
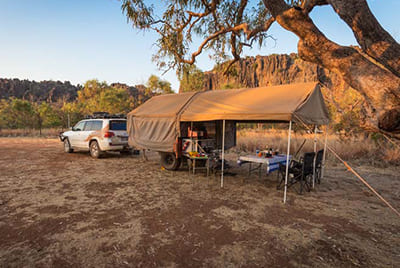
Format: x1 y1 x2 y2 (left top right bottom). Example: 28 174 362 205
160 152 181 170
64 138 73 153
90 141 102 158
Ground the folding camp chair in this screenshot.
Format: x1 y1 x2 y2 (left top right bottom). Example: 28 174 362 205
315 149 324 184
277 152 316 194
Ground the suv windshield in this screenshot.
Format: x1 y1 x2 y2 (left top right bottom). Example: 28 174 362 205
110 120 126 131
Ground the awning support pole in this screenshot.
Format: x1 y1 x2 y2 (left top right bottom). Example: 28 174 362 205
283 120 292 204
190 121 194 151
221 120 226 188
313 125 317 189
322 125 328 179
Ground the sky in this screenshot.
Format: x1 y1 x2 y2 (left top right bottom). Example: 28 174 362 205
0 0 399 91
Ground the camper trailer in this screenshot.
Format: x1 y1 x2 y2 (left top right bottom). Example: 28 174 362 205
127 82 330 171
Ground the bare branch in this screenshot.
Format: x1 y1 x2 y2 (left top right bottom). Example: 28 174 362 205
246 17 275 40
186 10 209 17
236 0 248 24
223 58 240 75
301 0 328 14
224 33 241 75
175 19 276 66
180 26 238 64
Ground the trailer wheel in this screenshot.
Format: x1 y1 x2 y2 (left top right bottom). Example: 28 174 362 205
160 152 181 170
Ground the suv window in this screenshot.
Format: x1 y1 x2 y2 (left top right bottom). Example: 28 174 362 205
73 121 86 131
84 120 103 131
110 120 126 131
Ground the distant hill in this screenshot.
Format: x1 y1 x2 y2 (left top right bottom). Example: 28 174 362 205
0 78 149 103
0 78 80 102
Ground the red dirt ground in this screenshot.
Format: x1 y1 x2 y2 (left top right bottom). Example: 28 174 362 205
0 138 399 267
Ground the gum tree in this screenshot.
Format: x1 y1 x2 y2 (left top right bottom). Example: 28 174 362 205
121 0 400 135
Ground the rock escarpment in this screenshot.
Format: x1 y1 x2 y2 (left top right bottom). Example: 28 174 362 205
202 53 348 93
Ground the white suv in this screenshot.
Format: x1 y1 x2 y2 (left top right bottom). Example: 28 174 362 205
60 115 130 158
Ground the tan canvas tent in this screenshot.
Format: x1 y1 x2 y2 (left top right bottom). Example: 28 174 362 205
128 82 330 203
128 82 329 152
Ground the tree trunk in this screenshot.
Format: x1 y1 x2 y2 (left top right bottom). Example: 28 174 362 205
38 117 42 136
263 0 400 134
327 0 400 77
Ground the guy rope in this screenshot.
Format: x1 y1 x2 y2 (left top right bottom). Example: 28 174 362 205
293 114 400 219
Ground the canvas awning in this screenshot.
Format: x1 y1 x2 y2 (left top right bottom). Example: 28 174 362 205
127 82 329 152
127 91 197 152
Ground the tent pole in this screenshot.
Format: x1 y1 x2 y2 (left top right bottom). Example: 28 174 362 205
313 125 317 189
322 125 328 179
221 120 226 188
283 120 292 204
190 121 194 151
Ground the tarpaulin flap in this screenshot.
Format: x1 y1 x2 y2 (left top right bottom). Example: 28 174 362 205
127 91 198 151
128 116 177 152
292 84 330 125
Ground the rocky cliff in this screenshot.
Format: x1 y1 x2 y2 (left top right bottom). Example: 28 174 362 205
202 53 348 94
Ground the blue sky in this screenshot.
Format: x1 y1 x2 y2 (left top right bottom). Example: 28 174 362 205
0 0 398 91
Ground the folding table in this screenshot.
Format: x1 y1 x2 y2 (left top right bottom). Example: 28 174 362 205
238 154 292 178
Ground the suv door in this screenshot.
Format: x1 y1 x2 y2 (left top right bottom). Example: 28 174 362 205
81 120 103 148
69 121 86 147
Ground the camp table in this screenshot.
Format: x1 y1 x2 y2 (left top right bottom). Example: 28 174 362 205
238 154 292 178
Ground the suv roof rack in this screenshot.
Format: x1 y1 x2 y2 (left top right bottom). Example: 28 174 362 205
84 112 126 119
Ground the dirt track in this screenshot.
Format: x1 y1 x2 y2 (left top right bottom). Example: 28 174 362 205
0 138 399 267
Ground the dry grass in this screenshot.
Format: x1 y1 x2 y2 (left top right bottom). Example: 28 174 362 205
235 128 400 166
382 148 400 163
1 127 398 166
0 128 63 137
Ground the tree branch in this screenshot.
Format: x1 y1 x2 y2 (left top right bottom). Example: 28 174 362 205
236 0 248 24
246 17 275 40
224 33 241 75
174 20 275 65
327 0 400 77
301 0 328 14
262 0 400 132
179 27 234 64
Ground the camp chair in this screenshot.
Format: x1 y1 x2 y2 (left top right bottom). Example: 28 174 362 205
277 152 316 194
315 149 324 184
